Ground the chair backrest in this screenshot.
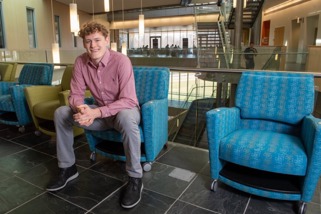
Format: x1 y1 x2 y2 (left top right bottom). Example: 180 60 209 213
18 63 54 85
133 66 170 105
61 65 73 91
0 62 17 81
236 71 315 125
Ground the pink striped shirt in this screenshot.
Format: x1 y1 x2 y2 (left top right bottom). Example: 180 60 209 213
69 49 139 118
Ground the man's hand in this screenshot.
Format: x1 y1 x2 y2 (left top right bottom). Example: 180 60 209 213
73 104 101 126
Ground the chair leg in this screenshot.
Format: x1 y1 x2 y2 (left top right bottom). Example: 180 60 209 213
90 151 96 162
210 179 218 192
18 126 25 133
298 201 307 214
142 162 152 172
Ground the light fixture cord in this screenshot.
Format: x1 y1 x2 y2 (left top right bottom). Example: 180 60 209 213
50 0 56 43
112 0 115 42
141 0 143 14
122 0 124 35
92 0 95 20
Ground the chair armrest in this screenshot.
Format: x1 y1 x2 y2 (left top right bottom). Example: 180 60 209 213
58 90 70 106
0 82 17 95
10 85 34 125
300 115 321 201
206 107 241 178
59 90 93 106
141 98 168 161
25 85 62 108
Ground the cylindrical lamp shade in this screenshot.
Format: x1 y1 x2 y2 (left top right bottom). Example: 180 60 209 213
70 3 79 33
52 43 60 64
121 42 127 55
111 42 117 51
139 14 144 36
104 0 110 12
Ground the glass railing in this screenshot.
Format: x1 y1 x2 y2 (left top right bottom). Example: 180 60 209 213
0 47 310 72
1 50 320 149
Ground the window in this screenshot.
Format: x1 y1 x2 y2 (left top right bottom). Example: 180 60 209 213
26 8 36 48
0 1 5 48
54 15 61 47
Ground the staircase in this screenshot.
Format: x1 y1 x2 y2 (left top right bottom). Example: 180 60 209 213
227 0 265 29
172 98 215 147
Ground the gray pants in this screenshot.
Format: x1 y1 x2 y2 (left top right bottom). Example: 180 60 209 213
54 105 142 178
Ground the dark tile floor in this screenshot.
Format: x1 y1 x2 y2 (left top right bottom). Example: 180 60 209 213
0 124 320 214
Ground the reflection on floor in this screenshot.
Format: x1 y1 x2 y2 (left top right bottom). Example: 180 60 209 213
0 124 320 214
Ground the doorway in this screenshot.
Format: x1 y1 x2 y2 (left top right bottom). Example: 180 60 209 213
150 36 161 49
274 27 284 46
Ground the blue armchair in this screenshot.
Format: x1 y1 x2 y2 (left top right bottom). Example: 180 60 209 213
85 66 169 171
0 63 53 132
206 71 321 214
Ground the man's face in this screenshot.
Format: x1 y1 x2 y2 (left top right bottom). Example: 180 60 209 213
83 31 109 64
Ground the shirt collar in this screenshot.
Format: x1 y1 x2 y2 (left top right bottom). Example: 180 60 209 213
86 49 110 67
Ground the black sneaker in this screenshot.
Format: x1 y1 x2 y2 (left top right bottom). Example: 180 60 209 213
46 164 79 191
121 177 143 209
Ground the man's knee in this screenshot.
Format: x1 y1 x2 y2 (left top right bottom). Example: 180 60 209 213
115 109 140 131
54 106 73 121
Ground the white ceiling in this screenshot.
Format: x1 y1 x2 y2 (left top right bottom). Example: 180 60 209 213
55 0 217 14
55 0 287 16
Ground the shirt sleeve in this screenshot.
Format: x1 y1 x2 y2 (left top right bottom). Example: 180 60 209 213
98 56 138 118
69 57 87 112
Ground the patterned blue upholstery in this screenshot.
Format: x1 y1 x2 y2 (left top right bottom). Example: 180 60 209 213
85 66 170 163
0 63 53 127
206 71 321 203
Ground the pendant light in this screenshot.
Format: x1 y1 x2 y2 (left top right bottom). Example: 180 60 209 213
110 0 117 51
51 0 60 64
104 0 110 12
69 1 79 33
139 0 144 36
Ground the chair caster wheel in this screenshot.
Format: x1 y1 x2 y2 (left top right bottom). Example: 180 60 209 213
211 180 218 192
18 126 25 133
143 162 152 172
35 130 41 136
298 201 307 214
90 152 96 162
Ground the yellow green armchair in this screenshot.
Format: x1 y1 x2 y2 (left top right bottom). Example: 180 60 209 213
25 65 89 137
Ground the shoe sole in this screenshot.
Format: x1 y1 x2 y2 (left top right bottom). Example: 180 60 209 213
121 184 144 209
46 172 79 191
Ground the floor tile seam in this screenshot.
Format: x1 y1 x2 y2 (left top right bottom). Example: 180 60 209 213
4 191 47 214
28 146 57 158
155 143 176 161
85 183 127 213
46 191 89 212
1 137 32 149
78 167 172 197
81 167 126 183
242 195 251 214
0 147 30 159
154 161 201 175
8 131 34 141
171 199 219 214
164 173 200 213
172 142 210 152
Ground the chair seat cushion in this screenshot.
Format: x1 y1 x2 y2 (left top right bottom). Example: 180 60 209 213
0 95 15 112
220 129 307 175
90 127 145 143
34 100 60 120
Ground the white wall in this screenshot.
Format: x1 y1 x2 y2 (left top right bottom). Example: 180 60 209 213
262 0 321 50
2 0 92 51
